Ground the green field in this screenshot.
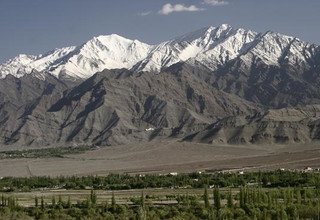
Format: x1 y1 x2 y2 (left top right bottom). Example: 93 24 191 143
0 146 93 159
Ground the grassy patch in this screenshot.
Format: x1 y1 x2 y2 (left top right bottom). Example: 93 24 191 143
0 146 94 159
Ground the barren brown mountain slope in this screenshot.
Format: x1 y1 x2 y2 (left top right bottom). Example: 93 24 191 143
184 105 320 145
0 69 259 148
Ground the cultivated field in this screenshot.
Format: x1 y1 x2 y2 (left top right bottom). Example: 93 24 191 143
1 140 320 177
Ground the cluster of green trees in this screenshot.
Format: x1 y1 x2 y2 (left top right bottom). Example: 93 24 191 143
1 187 320 219
1 170 320 192
0 146 92 159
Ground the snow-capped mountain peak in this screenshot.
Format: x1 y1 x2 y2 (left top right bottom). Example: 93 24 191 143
135 24 256 72
174 24 232 43
0 34 153 79
0 54 38 78
48 34 153 78
0 24 317 79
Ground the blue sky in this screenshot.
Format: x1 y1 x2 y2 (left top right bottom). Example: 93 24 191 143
0 0 319 62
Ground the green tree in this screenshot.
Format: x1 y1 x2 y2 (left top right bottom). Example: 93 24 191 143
137 205 147 220
34 196 38 208
296 189 301 204
204 187 210 209
227 189 233 208
240 187 245 208
292 206 299 220
141 191 145 208
213 187 221 218
111 192 116 212
51 196 56 208
90 189 97 205
280 207 288 220
40 196 44 211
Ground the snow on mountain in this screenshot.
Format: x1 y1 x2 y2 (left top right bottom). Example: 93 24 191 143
49 34 153 78
247 32 295 65
236 31 315 71
135 24 236 72
0 34 153 79
27 47 77 72
0 24 317 79
132 24 314 72
193 26 257 70
0 47 76 79
0 54 38 78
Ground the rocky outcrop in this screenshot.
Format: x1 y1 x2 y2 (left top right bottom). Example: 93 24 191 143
184 106 320 145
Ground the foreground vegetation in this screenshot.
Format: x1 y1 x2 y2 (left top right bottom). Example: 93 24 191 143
1 170 320 192
1 171 320 219
0 146 93 159
1 186 320 219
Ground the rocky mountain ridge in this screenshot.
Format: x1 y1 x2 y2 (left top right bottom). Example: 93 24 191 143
1 24 318 80
1 24 320 147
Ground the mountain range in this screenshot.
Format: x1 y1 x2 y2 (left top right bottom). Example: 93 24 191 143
1 24 320 148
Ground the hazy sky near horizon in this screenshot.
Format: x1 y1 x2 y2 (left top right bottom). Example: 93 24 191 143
0 0 319 62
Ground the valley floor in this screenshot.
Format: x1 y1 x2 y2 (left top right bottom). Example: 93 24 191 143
1 140 320 177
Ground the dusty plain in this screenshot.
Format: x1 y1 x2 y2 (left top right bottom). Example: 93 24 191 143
1 140 320 177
